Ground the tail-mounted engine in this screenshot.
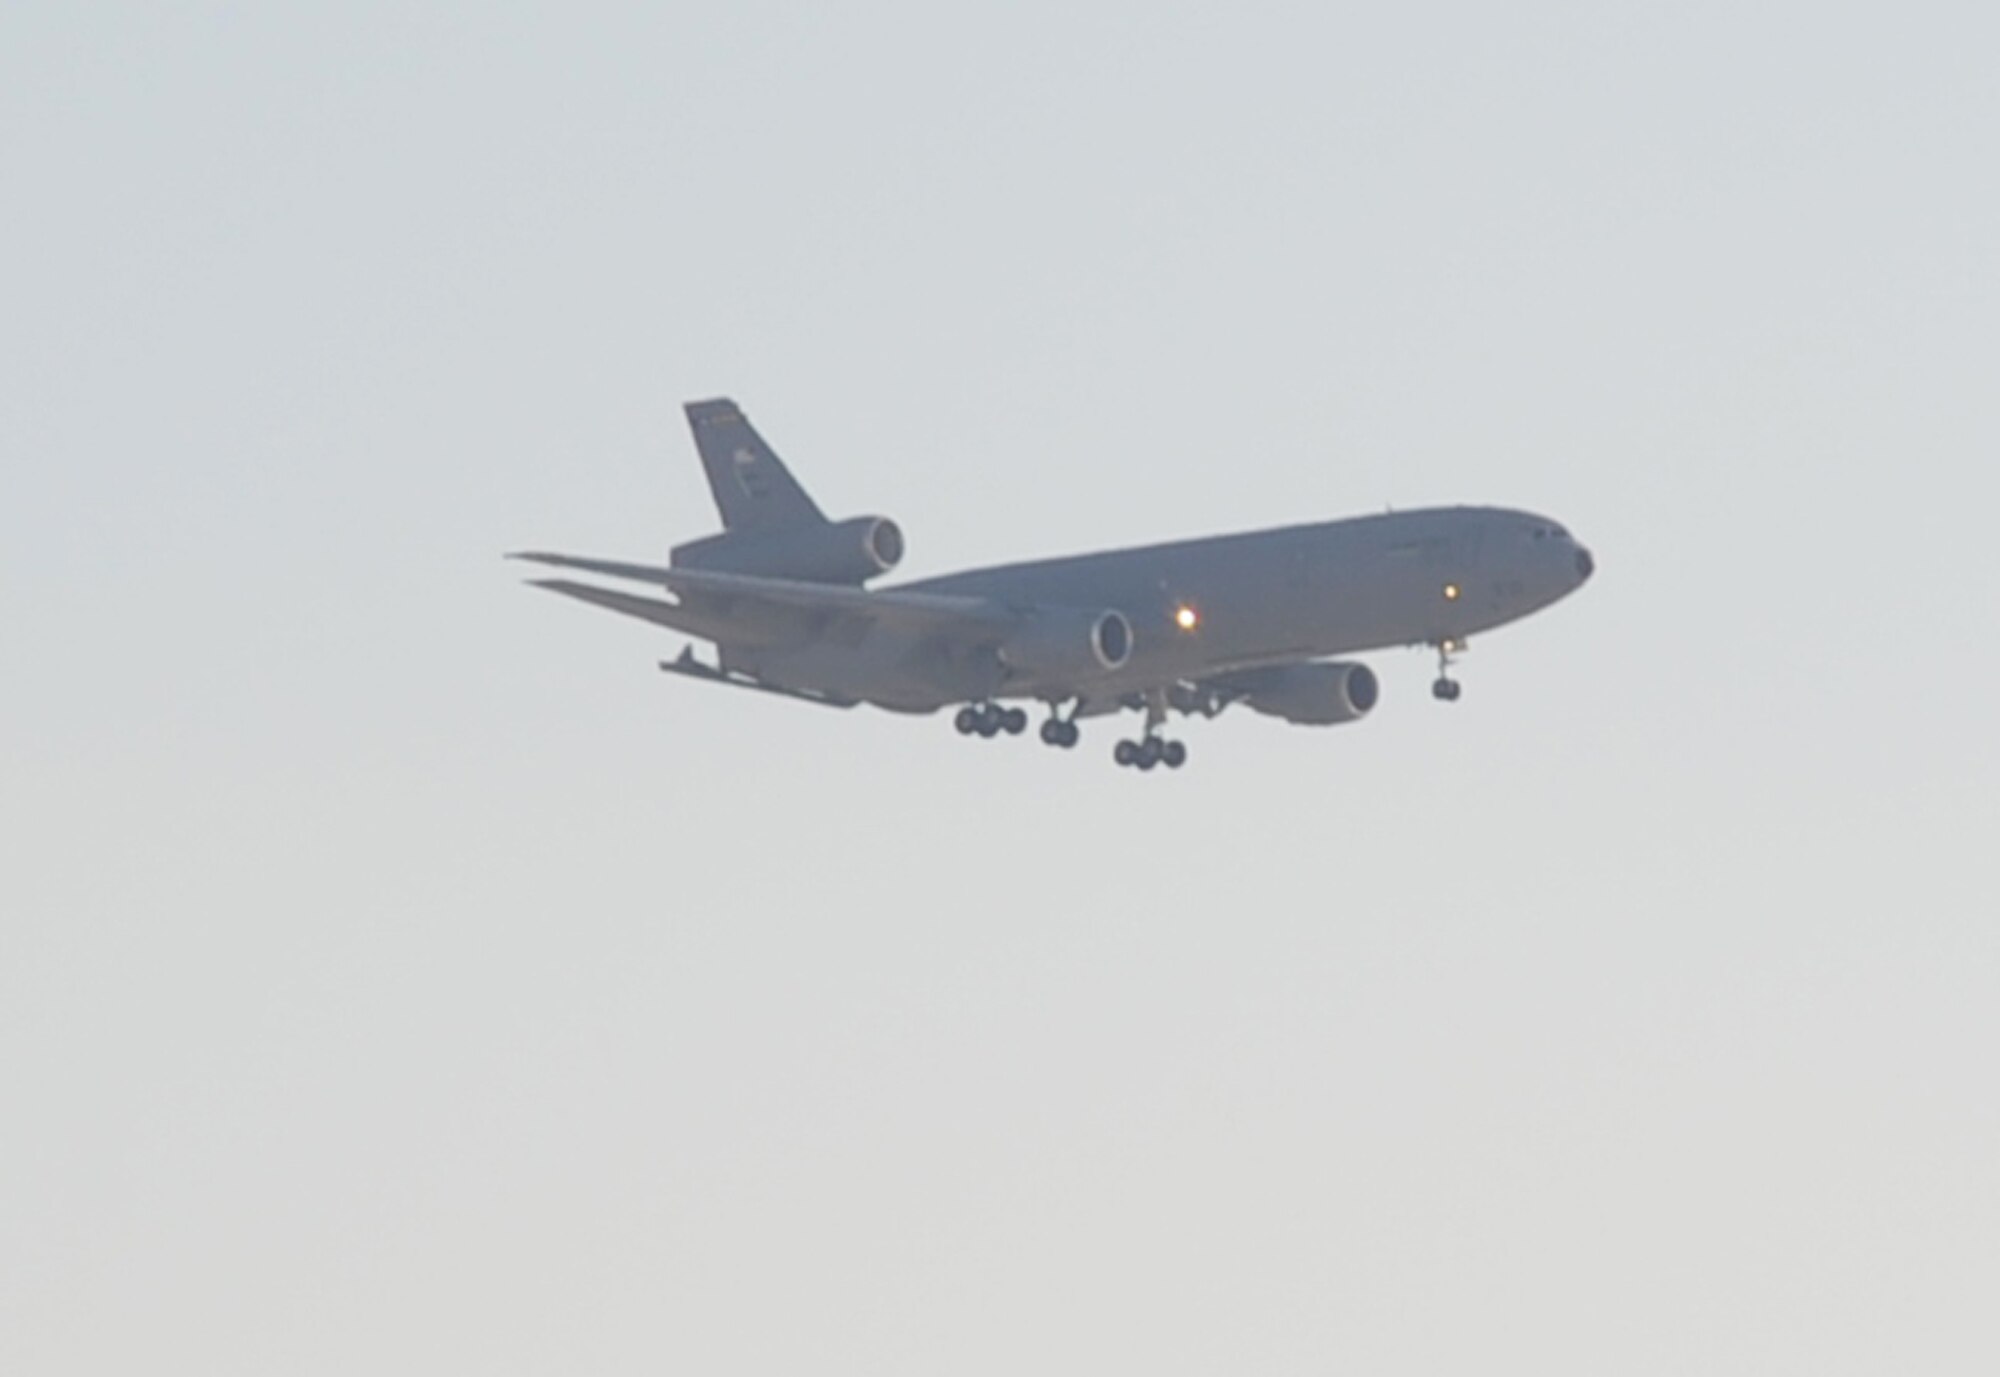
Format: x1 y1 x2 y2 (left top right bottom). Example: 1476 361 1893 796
671 515 903 585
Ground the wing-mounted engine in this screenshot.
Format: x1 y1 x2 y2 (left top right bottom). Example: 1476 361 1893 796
998 607 1133 682
670 515 904 585
1185 661 1379 725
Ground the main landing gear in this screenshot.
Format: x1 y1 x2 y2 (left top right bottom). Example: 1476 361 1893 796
1113 690 1187 771
954 702 1027 738
1432 638 1465 702
953 694 1188 771
956 701 1081 747
1039 712 1081 749
1113 737 1187 771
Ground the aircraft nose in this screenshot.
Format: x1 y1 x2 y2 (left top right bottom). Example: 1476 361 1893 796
1575 546 1595 581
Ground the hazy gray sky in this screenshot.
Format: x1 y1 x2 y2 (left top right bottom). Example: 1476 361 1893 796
4 3 1996 1372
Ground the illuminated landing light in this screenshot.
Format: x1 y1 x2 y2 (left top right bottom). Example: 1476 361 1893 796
1175 604 1201 632
1443 583 1461 601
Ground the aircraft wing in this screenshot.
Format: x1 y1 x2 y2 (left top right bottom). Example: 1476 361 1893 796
508 550 1016 642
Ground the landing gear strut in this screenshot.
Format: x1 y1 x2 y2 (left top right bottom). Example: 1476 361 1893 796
1038 705 1081 749
1432 638 1464 702
1113 690 1188 771
954 702 1027 738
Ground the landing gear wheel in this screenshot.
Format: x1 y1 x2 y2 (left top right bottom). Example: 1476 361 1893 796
1162 740 1187 769
1431 638 1465 703
1040 718 1065 746
1113 739 1138 767
1000 706 1028 735
1136 738 1163 771
954 706 980 735
1060 721 1080 749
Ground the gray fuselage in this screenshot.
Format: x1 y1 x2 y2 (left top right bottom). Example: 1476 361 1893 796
739 505 1593 711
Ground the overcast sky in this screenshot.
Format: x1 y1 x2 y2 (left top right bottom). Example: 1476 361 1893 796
4 4 1996 1373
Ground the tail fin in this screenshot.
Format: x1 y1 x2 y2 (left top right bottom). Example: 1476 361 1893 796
683 398 826 531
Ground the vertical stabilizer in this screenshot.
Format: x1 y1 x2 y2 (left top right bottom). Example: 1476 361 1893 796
684 398 826 531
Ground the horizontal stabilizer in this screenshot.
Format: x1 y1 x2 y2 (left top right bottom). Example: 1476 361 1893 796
508 551 1010 632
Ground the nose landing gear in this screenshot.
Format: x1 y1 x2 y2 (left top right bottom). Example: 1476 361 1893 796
1432 638 1465 702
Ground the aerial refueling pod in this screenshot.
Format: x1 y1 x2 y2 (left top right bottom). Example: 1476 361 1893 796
998 608 1134 681
1227 661 1379 725
671 515 903 585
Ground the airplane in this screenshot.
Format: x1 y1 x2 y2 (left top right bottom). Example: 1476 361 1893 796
511 398 1594 771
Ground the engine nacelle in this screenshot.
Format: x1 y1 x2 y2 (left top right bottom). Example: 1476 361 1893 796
671 515 903 585
1233 661 1379 725
998 608 1133 681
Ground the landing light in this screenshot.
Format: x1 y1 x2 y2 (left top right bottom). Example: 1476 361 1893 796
1443 583 1461 601
1175 604 1200 632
